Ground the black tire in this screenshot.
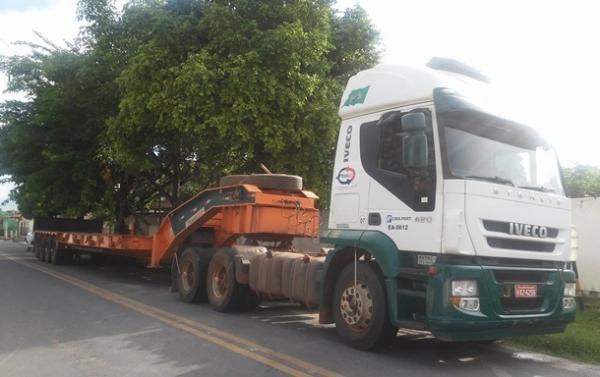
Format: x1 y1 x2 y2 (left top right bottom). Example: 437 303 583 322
46 239 55 264
206 249 247 312
41 238 49 262
48 238 56 264
219 174 302 191
50 239 65 265
332 262 397 350
34 235 42 259
170 256 179 293
177 247 211 303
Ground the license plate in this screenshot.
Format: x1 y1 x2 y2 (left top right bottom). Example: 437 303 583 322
514 284 537 298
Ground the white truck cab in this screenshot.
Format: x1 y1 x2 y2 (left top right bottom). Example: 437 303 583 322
320 59 576 348
330 61 571 261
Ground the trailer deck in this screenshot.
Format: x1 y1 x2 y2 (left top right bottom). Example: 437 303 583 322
35 183 320 267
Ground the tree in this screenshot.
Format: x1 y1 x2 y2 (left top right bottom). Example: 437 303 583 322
107 0 379 207
0 46 111 219
562 165 600 198
329 5 381 85
0 0 380 224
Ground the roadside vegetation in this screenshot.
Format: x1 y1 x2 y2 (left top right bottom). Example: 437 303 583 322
509 298 600 364
0 0 381 229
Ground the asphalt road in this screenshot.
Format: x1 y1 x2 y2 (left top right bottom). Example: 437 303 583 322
0 240 598 377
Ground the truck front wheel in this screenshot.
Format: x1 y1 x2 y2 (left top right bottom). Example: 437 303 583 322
333 262 397 350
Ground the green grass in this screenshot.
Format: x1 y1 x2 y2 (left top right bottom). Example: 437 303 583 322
508 299 600 364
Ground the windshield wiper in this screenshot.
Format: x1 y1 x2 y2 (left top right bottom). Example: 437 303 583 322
518 185 555 193
464 175 515 186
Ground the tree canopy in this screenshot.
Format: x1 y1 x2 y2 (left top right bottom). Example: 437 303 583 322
563 165 600 198
0 0 380 229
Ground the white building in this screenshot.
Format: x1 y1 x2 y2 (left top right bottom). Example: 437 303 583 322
572 197 600 295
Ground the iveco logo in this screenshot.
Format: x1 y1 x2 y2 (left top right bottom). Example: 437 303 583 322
509 222 548 238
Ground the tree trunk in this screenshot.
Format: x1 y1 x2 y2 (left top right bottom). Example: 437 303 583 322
114 173 130 235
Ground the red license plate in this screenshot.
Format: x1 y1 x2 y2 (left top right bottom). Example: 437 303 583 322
514 284 537 298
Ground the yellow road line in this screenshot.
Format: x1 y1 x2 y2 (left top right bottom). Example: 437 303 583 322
3 255 343 377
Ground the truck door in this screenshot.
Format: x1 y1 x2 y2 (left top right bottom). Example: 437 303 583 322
360 105 443 253
329 114 380 231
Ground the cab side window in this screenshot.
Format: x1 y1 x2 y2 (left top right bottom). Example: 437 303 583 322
378 113 405 173
360 108 436 211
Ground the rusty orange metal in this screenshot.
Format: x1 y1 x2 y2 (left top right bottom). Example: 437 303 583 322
35 184 319 268
148 184 319 267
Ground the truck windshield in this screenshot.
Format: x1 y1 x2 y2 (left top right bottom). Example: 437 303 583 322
443 123 564 195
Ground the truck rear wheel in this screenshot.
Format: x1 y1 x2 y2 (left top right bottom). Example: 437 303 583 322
207 249 247 312
333 262 397 350
177 247 210 303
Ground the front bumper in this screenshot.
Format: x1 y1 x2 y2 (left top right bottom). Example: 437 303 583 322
390 262 577 341
429 314 572 341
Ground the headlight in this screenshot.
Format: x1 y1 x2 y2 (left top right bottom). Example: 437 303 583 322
451 280 478 297
457 297 480 311
564 282 576 297
563 297 576 310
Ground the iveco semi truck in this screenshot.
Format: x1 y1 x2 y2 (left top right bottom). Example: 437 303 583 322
320 59 575 348
33 58 576 350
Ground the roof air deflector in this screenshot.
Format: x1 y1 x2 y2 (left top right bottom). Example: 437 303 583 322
427 57 490 83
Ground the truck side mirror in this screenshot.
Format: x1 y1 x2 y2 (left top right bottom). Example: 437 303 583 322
401 113 428 169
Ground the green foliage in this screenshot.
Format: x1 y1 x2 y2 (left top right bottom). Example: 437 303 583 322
563 165 600 198
0 0 380 222
329 5 381 84
0 48 112 219
509 299 600 364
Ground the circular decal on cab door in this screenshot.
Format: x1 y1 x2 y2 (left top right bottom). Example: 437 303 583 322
336 166 356 185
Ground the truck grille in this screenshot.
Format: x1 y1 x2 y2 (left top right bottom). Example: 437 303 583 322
500 297 545 313
482 220 559 238
486 237 555 252
493 270 549 283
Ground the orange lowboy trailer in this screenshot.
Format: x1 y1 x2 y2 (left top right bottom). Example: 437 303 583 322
34 183 320 267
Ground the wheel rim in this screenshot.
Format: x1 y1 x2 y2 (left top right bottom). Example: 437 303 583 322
211 264 228 299
339 282 374 331
180 259 195 294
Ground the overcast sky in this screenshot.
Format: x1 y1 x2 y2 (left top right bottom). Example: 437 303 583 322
1 0 599 209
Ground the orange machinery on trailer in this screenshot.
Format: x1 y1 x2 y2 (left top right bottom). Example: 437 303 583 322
34 182 320 267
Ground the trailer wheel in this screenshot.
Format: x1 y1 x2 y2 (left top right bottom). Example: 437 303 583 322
332 262 397 350
41 238 49 262
207 249 247 312
50 239 65 265
34 235 42 259
177 248 209 303
47 238 56 264
219 174 302 191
